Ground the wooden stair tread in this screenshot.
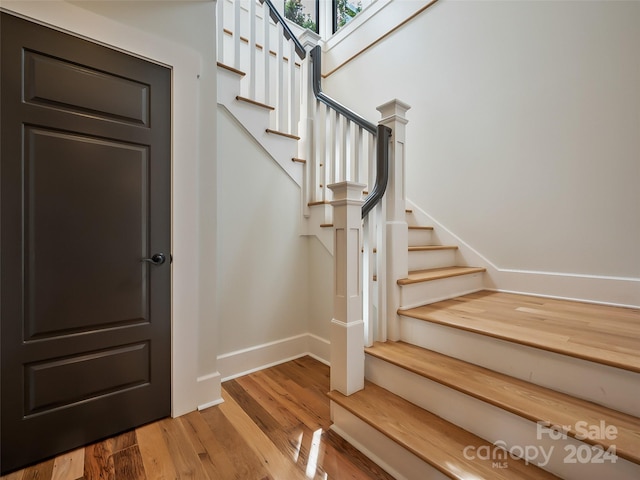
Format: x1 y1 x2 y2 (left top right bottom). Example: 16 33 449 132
265 128 300 140
217 62 246 76
408 225 433 230
408 245 458 252
398 291 640 373
365 341 640 464
236 95 275 110
397 266 486 285
328 383 560 479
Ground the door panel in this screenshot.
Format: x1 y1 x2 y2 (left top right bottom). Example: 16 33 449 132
1 13 171 474
25 342 150 415
24 50 151 125
25 128 149 336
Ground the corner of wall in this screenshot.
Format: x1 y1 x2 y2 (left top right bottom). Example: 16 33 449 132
407 199 640 309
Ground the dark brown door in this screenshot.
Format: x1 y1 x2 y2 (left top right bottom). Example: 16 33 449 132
1 13 171 474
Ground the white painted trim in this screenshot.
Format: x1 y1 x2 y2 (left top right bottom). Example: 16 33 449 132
324 0 393 51
0 1 208 417
307 333 331 365
218 333 331 382
198 398 225 411
322 0 438 77
196 371 223 411
407 199 640 308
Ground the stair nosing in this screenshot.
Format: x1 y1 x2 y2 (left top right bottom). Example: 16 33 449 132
408 225 433 230
397 266 486 285
265 128 301 140
365 341 640 465
236 95 275 111
328 384 561 479
408 245 458 252
217 61 246 77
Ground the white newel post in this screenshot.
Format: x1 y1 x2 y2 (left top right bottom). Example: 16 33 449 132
297 30 321 218
329 181 366 395
377 99 411 342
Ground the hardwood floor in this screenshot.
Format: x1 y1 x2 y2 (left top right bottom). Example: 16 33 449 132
1 357 394 480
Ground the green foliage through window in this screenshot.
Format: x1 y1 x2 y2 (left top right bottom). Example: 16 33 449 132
336 0 362 29
284 0 317 32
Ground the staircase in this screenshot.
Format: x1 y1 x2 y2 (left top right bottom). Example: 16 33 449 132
216 2 640 478
328 210 640 480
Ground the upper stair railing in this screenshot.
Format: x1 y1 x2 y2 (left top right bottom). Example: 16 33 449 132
217 0 409 395
218 0 304 136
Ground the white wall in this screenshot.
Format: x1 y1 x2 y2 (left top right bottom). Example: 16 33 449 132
1 0 220 414
324 0 640 304
68 0 221 395
216 108 313 377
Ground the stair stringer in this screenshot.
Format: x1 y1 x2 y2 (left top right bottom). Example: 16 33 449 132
406 200 640 308
217 65 302 187
218 64 337 253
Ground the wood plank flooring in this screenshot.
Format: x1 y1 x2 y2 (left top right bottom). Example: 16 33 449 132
399 290 640 372
2 357 394 480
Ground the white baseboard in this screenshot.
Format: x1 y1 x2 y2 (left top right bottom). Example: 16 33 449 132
407 200 640 308
218 333 330 382
196 371 223 412
307 333 331 365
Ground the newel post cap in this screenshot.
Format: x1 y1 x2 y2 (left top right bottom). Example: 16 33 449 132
328 181 366 205
299 30 322 50
377 99 411 124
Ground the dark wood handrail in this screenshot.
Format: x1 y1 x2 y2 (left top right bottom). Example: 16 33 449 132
310 46 376 135
260 0 306 59
259 2 391 219
362 124 391 218
310 45 391 218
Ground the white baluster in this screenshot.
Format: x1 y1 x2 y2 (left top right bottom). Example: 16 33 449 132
314 102 325 203
363 215 374 347
277 23 285 131
233 0 241 69
249 0 257 99
353 125 362 184
263 4 271 106
328 107 336 185
289 41 297 135
375 200 387 342
217 0 225 63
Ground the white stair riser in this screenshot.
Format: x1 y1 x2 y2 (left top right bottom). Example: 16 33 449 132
399 273 484 309
330 402 450 480
408 229 433 246
407 249 457 271
366 355 639 480
399 316 640 417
